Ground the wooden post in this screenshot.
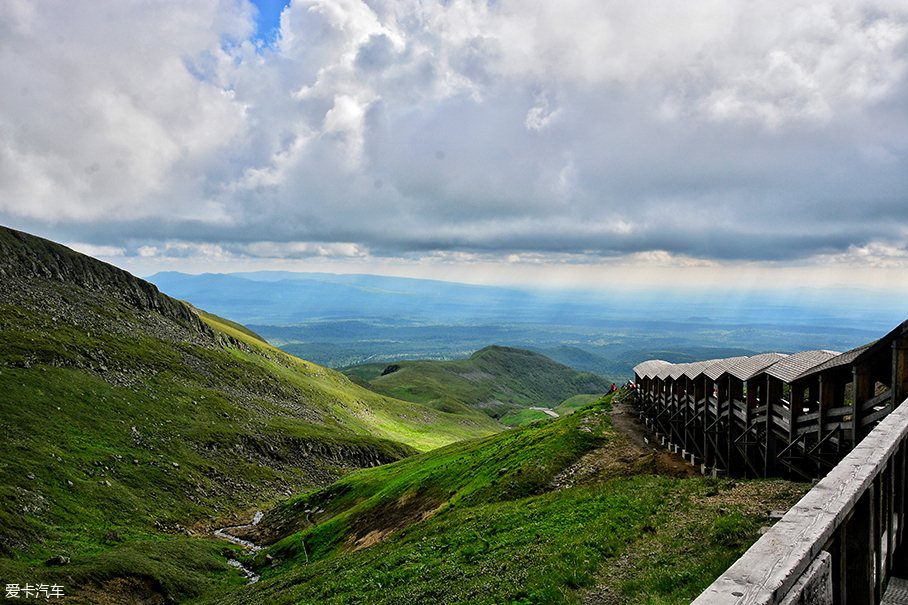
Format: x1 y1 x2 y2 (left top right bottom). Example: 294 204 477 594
764 376 782 477
704 379 714 469
790 383 804 445
692 377 705 462
715 376 729 470
900 443 907 549
744 379 759 478
843 487 875 605
893 340 908 408
886 460 895 577
728 377 744 476
854 364 874 446
818 376 830 445
873 475 883 603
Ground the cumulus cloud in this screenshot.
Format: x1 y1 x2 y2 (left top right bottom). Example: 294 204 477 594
1 0 907 272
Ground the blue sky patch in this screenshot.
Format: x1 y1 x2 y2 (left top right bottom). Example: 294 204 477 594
249 0 292 47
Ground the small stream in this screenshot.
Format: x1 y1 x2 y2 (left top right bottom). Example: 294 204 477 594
215 511 264 584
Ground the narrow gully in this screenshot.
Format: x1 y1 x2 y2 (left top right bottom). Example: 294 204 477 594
215 511 264 584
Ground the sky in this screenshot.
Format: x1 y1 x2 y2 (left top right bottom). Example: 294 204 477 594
1 0 908 298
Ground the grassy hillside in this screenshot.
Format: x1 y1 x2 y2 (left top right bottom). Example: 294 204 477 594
0 226 814 604
194 392 811 605
340 346 612 425
0 225 501 603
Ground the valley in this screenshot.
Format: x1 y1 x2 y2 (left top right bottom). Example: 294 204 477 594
0 226 813 604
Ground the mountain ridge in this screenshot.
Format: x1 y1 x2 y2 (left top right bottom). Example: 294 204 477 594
340 344 613 425
2 227 210 335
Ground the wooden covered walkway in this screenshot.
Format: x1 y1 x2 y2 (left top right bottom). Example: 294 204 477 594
634 319 908 480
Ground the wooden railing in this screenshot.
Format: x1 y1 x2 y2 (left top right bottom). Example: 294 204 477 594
693 397 908 605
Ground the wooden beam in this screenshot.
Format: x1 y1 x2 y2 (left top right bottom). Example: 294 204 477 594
854 363 874 445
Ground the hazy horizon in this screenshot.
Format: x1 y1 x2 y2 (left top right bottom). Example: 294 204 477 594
2 1 907 308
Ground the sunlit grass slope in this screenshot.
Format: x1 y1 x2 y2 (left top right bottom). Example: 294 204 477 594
200 393 810 605
194 308 504 451
0 302 498 601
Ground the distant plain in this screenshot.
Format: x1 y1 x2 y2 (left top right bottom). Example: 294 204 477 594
148 271 893 380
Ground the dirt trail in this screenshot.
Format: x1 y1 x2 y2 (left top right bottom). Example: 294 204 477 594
549 393 700 490
607 395 701 478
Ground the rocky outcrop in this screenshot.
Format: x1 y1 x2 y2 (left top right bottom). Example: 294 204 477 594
0 225 213 338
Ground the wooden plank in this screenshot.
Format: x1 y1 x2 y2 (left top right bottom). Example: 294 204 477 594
796 424 820 436
861 388 893 412
826 406 852 418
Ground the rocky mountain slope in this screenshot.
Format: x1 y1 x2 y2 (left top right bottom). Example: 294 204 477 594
0 225 499 603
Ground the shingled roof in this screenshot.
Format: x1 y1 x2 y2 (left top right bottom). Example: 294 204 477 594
762 350 840 384
792 344 873 382
727 352 789 381
633 359 673 379
635 350 842 384
703 357 749 381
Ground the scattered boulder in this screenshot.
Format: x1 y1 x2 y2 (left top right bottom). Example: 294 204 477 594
45 555 70 566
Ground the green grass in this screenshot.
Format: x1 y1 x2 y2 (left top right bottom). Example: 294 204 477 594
499 409 553 425
555 394 602 416
0 279 501 602
192 393 810 605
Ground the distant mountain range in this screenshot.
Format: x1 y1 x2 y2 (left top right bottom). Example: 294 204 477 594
148 271 887 379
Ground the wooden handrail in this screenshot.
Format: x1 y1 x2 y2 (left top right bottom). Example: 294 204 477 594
693 398 908 605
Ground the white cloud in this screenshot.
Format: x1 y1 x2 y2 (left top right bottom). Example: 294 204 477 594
65 242 127 258
1 0 907 284
241 240 367 258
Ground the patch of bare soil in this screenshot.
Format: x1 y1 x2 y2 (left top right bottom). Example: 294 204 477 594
344 490 444 552
63 576 168 605
609 397 701 478
549 396 699 491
